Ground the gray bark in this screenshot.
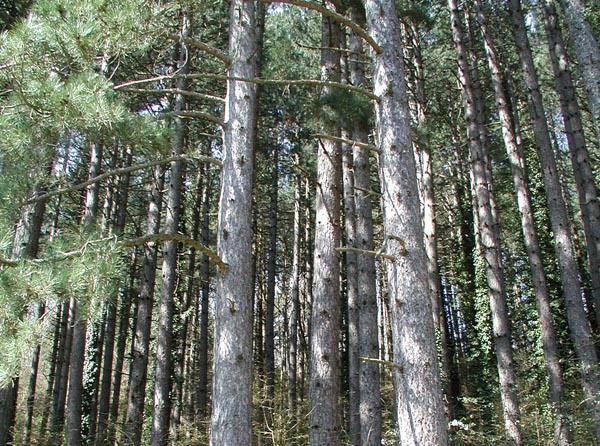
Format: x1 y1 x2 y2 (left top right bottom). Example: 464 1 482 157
123 166 165 446
557 0 600 144
364 0 448 444
541 0 600 331
309 5 342 445
209 0 260 443
451 2 522 444
477 2 572 444
510 0 600 442
150 14 190 445
66 141 103 446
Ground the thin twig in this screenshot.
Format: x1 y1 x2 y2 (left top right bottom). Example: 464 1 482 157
315 133 380 154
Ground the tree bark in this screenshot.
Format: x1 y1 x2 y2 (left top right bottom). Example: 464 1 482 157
450 2 523 444
309 4 342 444
364 0 448 444
209 0 260 443
540 0 600 331
509 0 600 442
66 141 103 446
557 0 600 144
475 1 572 444
122 165 165 446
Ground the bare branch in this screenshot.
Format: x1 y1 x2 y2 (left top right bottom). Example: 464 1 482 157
360 356 403 372
123 233 228 273
315 133 380 154
173 110 224 127
26 154 221 205
119 87 225 103
164 34 231 66
336 246 396 262
258 0 382 54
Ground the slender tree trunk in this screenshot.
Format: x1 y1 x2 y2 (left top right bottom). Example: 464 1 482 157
475 2 572 444
341 135 361 446
364 0 448 444
150 17 190 443
264 143 279 433
196 161 212 423
557 0 600 144
66 141 103 446
450 2 522 444
510 0 600 442
541 0 600 328
209 0 260 443
0 186 47 446
309 5 342 445
122 165 164 446
39 302 63 440
288 155 302 418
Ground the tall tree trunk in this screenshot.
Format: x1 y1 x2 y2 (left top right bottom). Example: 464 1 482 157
122 165 164 446
557 0 600 144
509 0 600 442
541 0 600 329
288 154 302 419
209 0 260 443
150 14 190 443
449 2 522 444
364 0 448 444
476 2 572 444
66 141 103 446
341 135 361 446
0 186 47 446
264 143 279 435
195 160 212 423
96 145 132 446
309 5 342 445
344 9 383 444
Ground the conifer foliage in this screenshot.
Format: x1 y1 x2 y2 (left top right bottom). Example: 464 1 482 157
1 0 600 445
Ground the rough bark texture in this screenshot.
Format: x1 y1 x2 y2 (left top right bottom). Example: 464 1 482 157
309 6 342 445
66 141 103 446
541 0 600 329
209 0 260 443
123 166 165 446
364 1 448 445
346 13 382 445
450 2 522 445
150 14 190 446
510 0 600 441
557 0 600 144
478 2 571 444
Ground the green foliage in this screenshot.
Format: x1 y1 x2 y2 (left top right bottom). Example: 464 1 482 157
315 89 372 130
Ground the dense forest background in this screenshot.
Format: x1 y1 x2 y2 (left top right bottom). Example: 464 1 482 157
1 0 599 445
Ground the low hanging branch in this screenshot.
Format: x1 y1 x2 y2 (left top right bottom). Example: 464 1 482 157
114 73 378 101
123 233 228 273
257 0 382 55
315 133 380 154
25 154 222 205
360 356 404 372
164 34 231 66
172 110 225 127
337 246 396 263
118 87 225 103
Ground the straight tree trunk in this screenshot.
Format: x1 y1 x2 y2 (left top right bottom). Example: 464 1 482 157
345 11 382 444
476 2 572 444
0 186 47 446
96 145 132 446
66 141 103 446
449 2 522 444
341 135 361 446
150 13 190 443
122 165 165 446
557 0 600 144
209 0 260 443
195 160 212 423
510 0 600 441
309 4 342 444
364 0 448 444
541 0 600 329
